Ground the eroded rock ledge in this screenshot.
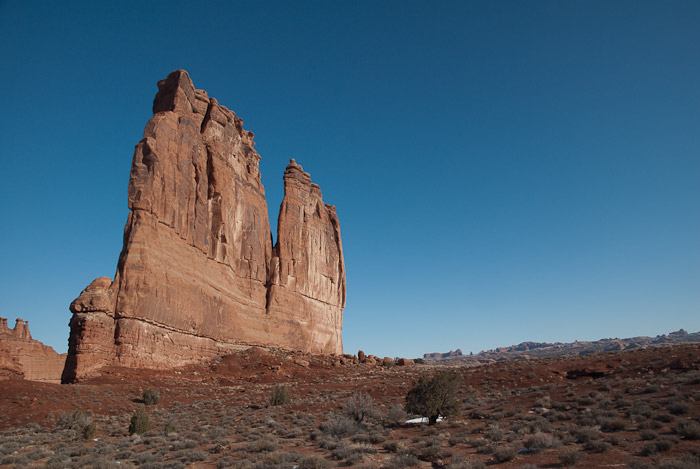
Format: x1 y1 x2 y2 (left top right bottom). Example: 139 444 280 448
62 70 346 383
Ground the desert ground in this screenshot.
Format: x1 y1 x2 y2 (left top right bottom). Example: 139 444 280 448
1 344 699 468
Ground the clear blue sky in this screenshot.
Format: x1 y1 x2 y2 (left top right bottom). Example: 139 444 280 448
1 1 698 358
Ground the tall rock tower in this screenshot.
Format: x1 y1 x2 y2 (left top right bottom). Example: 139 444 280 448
63 70 345 382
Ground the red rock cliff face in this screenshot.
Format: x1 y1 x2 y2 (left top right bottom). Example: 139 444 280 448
63 71 345 382
267 160 346 354
0 317 67 382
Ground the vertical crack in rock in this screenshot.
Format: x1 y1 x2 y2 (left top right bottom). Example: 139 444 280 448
63 70 346 382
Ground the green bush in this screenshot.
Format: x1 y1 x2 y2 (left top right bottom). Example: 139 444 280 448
269 385 291 406
142 388 160 405
129 407 151 435
405 371 461 425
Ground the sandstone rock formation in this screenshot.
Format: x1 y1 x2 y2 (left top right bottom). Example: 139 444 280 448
0 318 67 382
423 349 463 360
63 70 346 382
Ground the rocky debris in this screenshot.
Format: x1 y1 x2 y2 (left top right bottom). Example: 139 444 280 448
357 350 366 363
64 70 345 382
0 317 66 382
396 358 414 366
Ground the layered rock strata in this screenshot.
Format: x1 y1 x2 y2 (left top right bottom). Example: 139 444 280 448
0 318 67 382
63 70 345 382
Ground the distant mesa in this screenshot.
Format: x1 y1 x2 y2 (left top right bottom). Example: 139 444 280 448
0 317 66 382
423 329 700 365
423 349 463 360
62 70 346 383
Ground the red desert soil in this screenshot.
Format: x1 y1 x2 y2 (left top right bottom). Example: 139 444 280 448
1 344 699 468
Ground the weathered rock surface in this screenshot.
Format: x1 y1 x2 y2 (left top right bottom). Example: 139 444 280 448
267 160 346 355
63 70 346 382
0 318 66 382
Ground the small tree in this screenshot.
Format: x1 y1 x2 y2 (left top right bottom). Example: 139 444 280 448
405 371 461 425
129 407 151 435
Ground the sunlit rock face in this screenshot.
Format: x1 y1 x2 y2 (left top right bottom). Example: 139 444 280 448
63 70 345 382
0 318 66 383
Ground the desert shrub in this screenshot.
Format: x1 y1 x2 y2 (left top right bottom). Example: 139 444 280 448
658 457 700 469
668 402 690 415
246 435 279 453
383 404 407 427
82 421 97 440
269 385 291 406
319 414 360 438
674 419 700 440
524 432 560 452
386 453 420 468
559 448 584 466
164 420 176 435
600 418 627 432
383 441 406 453
129 407 151 435
343 392 380 423
492 446 517 463
640 438 674 456
448 433 467 446
406 371 461 425
57 410 95 440
640 429 658 440
298 455 333 469
654 412 675 423
584 440 611 453
639 419 664 430
627 461 653 469
142 388 160 405
485 424 503 441
467 437 489 448
447 456 485 469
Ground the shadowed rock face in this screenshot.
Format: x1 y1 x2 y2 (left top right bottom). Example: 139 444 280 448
62 70 345 383
0 318 66 382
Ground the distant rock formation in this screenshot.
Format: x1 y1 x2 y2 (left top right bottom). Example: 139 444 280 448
0 317 66 382
423 329 700 365
63 70 345 382
423 349 463 360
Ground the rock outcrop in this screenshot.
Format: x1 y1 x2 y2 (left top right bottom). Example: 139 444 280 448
423 349 463 360
63 70 346 382
0 317 67 382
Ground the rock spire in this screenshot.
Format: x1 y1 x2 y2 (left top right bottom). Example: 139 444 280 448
0 317 66 382
63 70 346 382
